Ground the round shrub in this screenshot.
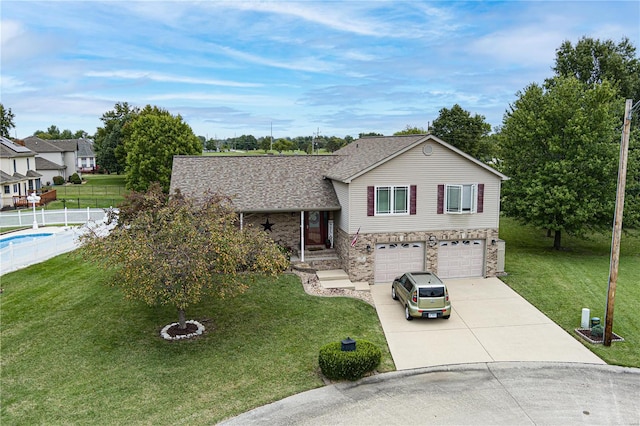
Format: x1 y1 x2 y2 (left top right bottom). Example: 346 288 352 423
318 340 381 381
591 324 604 337
69 173 82 184
52 176 65 185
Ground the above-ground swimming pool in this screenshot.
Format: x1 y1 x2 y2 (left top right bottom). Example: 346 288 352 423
0 233 54 249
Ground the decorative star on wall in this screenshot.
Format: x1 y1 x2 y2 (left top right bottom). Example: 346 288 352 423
261 218 274 232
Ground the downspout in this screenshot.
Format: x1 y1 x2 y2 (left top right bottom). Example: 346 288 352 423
239 212 243 230
300 210 305 262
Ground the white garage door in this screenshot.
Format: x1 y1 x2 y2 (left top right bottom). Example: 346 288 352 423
437 240 484 278
374 242 424 283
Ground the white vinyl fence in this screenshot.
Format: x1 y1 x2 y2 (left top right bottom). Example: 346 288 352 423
0 207 105 229
0 208 115 275
0 229 83 275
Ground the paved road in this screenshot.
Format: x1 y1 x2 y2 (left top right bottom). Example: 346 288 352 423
220 362 640 425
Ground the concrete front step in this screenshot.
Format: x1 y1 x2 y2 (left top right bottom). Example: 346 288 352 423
320 279 355 290
353 281 371 291
316 269 349 281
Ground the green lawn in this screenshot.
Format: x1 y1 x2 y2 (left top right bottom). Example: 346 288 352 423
3 217 639 424
0 255 393 425
45 174 127 209
499 216 640 367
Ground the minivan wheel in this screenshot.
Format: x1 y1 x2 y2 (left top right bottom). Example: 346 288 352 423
391 285 398 300
443 315 450 319
405 305 413 321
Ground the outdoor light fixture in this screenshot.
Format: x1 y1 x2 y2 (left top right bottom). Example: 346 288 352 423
366 244 371 253
27 192 41 230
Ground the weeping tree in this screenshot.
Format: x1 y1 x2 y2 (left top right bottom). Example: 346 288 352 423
80 183 289 330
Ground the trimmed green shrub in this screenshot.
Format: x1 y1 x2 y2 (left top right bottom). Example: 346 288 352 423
69 173 82 184
53 176 65 185
318 340 381 381
591 324 604 337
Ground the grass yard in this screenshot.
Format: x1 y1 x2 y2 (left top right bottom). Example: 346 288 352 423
499 216 640 367
0 254 393 425
45 174 127 209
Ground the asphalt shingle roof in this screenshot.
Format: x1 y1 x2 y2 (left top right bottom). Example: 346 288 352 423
35 157 65 171
23 136 78 153
171 155 344 212
0 137 36 158
77 139 94 157
326 135 427 182
0 170 20 184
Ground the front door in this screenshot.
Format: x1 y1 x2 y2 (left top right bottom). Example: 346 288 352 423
305 211 325 245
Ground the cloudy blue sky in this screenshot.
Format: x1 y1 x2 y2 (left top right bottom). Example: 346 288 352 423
2 1 639 140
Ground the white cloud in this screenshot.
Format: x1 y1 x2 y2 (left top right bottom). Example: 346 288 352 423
85 70 263 88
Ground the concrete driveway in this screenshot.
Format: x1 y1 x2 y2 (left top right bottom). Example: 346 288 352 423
371 277 604 370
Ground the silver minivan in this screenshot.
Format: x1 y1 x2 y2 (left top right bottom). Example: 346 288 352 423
391 271 451 320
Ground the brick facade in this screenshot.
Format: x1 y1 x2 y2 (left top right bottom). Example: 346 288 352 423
244 212 500 284
243 212 301 252
337 227 500 283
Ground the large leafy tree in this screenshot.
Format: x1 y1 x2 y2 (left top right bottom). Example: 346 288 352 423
80 184 289 330
0 104 16 138
94 102 139 174
553 37 640 102
553 36 640 226
124 105 202 192
499 76 622 249
429 104 494 161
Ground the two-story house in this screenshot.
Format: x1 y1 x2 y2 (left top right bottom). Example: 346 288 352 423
170 135 508 283
22 136 78 184
0 137 42 209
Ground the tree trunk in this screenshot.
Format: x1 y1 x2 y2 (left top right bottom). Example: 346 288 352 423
553 230 562 250
178 308 187 330
546 229 552 238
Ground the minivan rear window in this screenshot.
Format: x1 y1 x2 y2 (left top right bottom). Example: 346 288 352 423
419 287 445 298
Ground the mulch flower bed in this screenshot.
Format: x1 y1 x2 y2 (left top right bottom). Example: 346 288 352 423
160 320 205 340
574 328 624 344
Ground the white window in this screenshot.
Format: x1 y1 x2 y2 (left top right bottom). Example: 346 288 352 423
376 186 408 215
3 185 10 194
446 184 477 214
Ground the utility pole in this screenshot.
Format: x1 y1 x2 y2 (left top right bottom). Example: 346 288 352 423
604 99 634 346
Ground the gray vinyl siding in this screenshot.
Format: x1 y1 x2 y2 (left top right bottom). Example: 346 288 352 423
347 143 502 234
331 180 349 232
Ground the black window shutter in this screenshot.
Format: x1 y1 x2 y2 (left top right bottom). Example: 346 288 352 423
477 184 484 213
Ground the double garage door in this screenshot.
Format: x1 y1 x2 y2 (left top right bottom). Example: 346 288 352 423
374 239 485 283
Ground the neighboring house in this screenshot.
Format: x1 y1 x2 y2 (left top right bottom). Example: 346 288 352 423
0 137 42 209
77 139 96 172
22 136 78 181
170 135 508 283
35 157 67 186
